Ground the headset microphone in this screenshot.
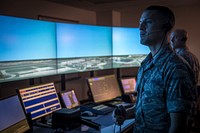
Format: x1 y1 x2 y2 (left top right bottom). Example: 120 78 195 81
141 29 167 39
146 29 166 35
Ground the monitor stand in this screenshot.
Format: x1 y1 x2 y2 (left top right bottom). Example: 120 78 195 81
33 115 52 128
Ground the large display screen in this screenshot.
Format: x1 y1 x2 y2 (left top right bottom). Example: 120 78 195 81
56 23 113 74
0 15 56 61
112 27 149 68
0 15 149 83
0 15 57 83
112 27 149 55
56 23 112 58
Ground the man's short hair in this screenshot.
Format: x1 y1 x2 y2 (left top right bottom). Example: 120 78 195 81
174 29 188 42
144 5 175 31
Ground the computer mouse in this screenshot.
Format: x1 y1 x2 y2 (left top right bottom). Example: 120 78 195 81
81 111 95 117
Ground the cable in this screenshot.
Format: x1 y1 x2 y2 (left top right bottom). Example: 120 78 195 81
113 122 122 133
152 30 168 58
113 123 116 133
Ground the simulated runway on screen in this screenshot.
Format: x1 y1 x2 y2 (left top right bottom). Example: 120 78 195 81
0 55 146 83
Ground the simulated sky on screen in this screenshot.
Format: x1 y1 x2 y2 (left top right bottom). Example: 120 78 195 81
0 15 149 62
56 23 112 58
0 15 56 61
112 27 149 55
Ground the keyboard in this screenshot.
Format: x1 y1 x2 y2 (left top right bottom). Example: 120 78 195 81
105 100 135 108
80 103 114 115
104 100 124 107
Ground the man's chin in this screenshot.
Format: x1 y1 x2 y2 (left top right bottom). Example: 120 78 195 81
140 40 148 46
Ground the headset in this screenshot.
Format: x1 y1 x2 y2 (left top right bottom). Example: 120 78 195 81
146 12 174 36
114 105 126 126
145 7 175 58
163 7 175 32
162 19 173 32
144 6 175 35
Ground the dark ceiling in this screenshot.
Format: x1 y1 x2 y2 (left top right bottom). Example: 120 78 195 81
47 0 200 11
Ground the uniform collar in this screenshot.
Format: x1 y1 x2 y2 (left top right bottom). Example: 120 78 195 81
176 46 189 55
141 44 173 67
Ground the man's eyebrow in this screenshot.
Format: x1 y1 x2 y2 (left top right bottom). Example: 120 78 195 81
146 17 154 20
139 18 153 22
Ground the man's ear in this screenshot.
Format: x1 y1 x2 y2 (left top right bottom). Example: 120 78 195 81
181 37 187 42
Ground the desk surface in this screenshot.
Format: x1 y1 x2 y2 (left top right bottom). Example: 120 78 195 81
32 114 135 133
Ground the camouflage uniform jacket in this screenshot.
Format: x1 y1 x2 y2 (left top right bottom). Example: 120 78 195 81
133 45 195 133
176 46 200 129
176 46 199 84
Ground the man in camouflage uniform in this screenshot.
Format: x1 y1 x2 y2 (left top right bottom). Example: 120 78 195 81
134 6 194 133
170 29 199 84
134 6 195 133
170 29 200 132
113 5 195 133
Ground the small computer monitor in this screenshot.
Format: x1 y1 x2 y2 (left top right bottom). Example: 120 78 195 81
120 77 137 94
87 75 122 103
0 95 31 133
59 90 80 109
17 82 62 121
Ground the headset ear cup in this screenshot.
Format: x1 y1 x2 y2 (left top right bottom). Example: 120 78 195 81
163 13 173 31
181 37 187 42
163 23 172 31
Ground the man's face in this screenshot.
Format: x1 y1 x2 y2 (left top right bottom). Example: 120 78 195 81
139 10 166 46
170 31 183 50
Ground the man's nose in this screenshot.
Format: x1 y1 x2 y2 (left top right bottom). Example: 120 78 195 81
171 37 175 43
139 21 145 30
